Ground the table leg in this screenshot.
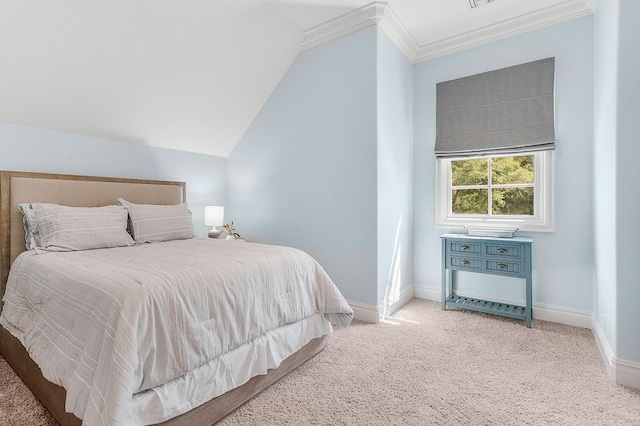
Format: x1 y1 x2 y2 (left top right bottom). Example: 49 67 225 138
450 269 455 301
525 276 532 328
441 272 446 310
441 238 446 310
525 244 532 328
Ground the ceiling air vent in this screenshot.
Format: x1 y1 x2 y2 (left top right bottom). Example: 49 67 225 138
468 0 496 8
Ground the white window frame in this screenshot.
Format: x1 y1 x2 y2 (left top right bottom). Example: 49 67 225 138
436 151 554 232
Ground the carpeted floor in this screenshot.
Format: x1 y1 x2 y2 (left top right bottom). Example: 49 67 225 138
1 299 639 425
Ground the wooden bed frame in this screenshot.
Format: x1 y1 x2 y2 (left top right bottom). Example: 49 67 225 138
0 170 328 425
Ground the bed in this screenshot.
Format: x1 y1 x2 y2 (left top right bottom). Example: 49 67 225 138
0 171 353 425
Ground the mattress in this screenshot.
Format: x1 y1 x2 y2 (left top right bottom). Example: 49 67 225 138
0 238 353 425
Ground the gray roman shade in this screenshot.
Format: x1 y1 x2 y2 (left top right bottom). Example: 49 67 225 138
435 57 555 158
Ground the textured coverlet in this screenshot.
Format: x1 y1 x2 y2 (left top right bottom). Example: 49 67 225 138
0 239 353 425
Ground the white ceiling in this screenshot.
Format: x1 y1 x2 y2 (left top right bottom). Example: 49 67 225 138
0 0 594 157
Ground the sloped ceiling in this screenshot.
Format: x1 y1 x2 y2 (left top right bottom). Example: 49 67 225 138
0 0 594 157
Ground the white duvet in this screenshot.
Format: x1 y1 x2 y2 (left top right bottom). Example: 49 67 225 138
0 239 353 425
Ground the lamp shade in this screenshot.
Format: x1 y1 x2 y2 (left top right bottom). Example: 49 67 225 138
205 206 224 226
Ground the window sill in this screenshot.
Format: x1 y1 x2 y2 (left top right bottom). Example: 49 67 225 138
437 216 554 233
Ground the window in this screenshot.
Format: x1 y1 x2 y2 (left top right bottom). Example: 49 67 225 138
436 151 554 232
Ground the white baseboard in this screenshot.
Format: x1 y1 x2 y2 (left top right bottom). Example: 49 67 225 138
348 300 380 324
414 286 440 302
533 302 592 328
348 286 414 324
591 315 640 389
615 358 640 389
413 285 592 328
380 286 414 320
591 315 615 377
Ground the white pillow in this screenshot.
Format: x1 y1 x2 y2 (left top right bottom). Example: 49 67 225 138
117 198 195 243
17 203 40 250
30 203 135 252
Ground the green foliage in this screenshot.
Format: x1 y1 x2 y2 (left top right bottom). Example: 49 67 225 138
453 189 488 214
492 187 534 215
451 158 487 186
492 156 534 184
451 155 535 216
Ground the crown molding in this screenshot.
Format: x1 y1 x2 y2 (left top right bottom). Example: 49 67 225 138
301 1 418 63
414 0 597 63
301 2 385 51
302 0 595 65
376 4 419 61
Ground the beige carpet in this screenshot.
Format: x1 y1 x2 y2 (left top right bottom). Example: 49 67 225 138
1 299 639 425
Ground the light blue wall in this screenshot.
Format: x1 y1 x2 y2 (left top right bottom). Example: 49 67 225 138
592 0 640 371
227 27 379 305
413 17 595 312
0 122 227 237
614 0 640 364
376 28 414 308
593 0 619 354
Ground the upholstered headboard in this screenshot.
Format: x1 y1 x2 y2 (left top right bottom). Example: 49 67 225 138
0 171 186 307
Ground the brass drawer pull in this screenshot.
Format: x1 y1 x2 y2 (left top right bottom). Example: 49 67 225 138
497 263 507 269
461 245 469 251
497 248 507 254
460 259 470 266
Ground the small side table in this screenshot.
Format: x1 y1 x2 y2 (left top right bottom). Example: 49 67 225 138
441 233 533 328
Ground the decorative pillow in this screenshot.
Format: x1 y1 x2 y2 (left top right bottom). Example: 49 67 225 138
30 203 135 252
17 203 40 250
117 198 195 243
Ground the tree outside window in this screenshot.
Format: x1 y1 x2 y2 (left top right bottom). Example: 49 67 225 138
451 155 535 216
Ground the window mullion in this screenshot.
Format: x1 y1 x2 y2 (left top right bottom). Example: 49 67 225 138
447 160 453 217
491 183 535 189
487 157 492 216
451 184 490 190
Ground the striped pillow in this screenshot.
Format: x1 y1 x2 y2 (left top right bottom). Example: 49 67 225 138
31 203 135 252
117 198 195 243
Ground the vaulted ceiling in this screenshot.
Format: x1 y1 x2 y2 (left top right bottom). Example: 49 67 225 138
0 0 595 157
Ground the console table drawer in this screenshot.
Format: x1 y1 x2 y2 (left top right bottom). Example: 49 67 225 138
484 243 522 259
447 240 481 255
448 256 481 271
484 259 523 277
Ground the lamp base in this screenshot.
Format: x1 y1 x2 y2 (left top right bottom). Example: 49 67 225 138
208 227 222 239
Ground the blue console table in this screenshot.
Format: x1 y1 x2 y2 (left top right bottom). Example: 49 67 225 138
440 233 534 328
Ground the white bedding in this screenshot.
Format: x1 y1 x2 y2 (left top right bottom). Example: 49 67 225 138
0 239 352 425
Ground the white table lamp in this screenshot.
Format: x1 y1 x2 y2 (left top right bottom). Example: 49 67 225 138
205 206 224 238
